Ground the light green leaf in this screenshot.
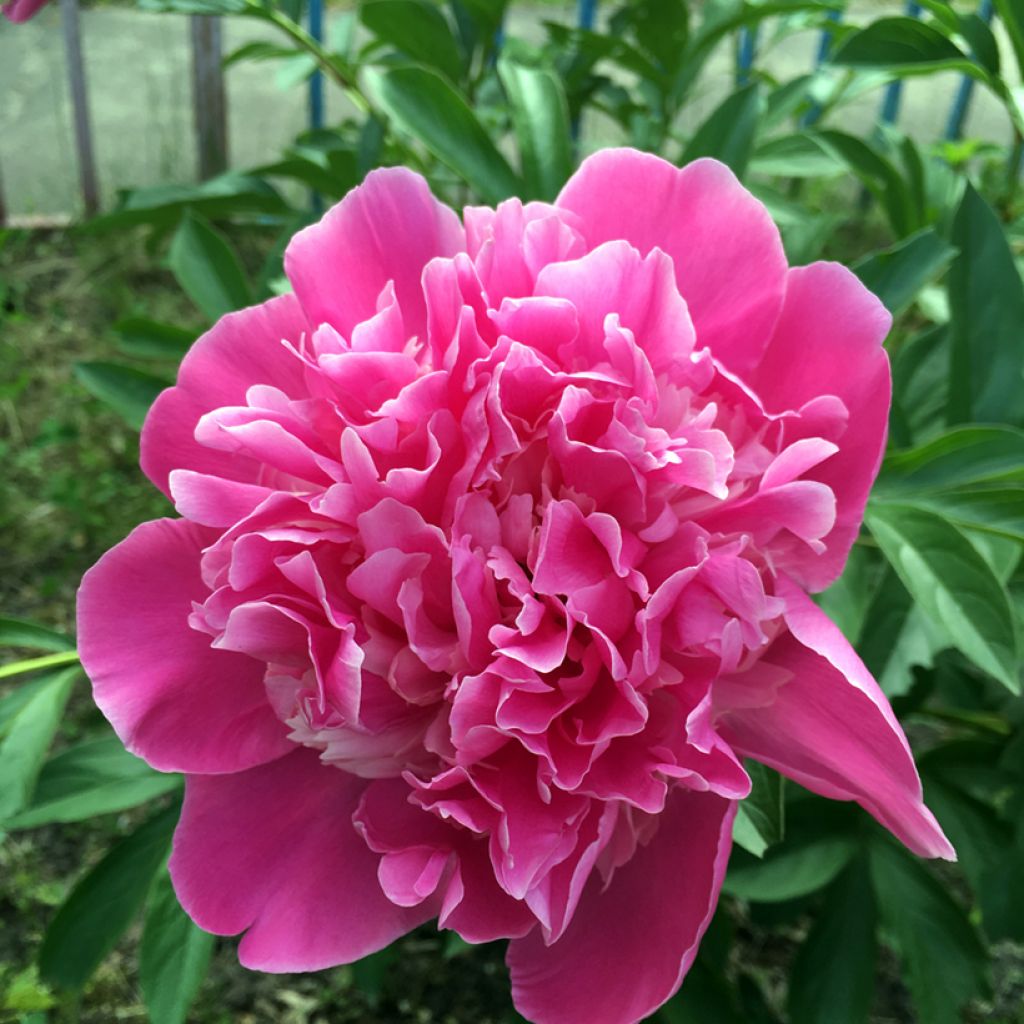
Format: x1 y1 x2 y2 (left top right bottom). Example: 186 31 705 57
73 362 169 431
140 868 215 1024
724 835 859 902
366 65 522 204
168 211 253 322
865 502 1020 692
5 735 182 830
39 801 180 990
749 132 845 178
732 761 785 858
0 618 74 653
0 668 78 823
498 58 574 202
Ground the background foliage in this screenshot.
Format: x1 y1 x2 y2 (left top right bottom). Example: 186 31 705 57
3 0 1024 1021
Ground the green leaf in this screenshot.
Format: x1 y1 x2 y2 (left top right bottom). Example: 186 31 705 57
749 132 845 178
114 317 194 361
947 185 1024 425
497 59 574 202
831 16 973 71
865 502 1020 692
995 0 1024 78
360 0 464 82
38 801 180 990
366 65 522 204
869 840 989 1024
0 668 78 823
880 426 1024 491
788 858 877 1024
732 761 785 858
724 835 859 902
5 735 182 830
0 618 73 653
680 83 763 179
168 211 253 322
222 41 304 68
140 868 215 1024
851 228 957 316
73 362 169 431
662 961 744 1024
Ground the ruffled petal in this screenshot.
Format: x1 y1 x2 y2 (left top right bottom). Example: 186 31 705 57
170 749 433 970
284 166 465 339
747 262 892 590
141 293 310 498
77 518 291 773
507 790 735 1024
716 578 954 860
556 148 787 375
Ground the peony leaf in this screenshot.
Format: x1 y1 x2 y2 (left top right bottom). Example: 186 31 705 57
0 618 74 653
365 65 523 205
724 835 859 902
73 362 169 431
39 800 180 990
831 16 975 72
139 867 215 1024
360 0 464 83
680 83 763 180
732 761 784 857
114 317 195 361
168 210 253 322
865 502 1020 692
851 228 957 316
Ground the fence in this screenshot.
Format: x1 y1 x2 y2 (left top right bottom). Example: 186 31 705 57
0 0 1008 225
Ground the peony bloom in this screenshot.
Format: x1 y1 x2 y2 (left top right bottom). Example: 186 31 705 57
2 0 50 23
78 148 952 1024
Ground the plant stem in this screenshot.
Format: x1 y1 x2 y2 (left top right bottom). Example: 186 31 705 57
0 650 81 681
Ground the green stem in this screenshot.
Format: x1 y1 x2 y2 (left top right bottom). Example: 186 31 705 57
1007 130 1023 210
0 650 80 681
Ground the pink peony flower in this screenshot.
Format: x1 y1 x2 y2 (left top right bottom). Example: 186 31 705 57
2 0 50 22
78 148 952 1024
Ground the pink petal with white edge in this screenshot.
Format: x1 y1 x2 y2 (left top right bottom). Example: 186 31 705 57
556 149 787 375
284 166 464 339
77 518 292 774
507 790 735 1024
170 748 434 971
748 262 892 591
141 293 310 499
717 577 954 860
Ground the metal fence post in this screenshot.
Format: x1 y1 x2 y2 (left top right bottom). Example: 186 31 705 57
60 0 99 216
308 0 324 133
190 15 228 180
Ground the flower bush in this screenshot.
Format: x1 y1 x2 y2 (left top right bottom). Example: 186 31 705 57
78 149 952 1024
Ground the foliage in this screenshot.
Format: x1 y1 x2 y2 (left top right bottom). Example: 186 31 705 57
4 0 1024 1022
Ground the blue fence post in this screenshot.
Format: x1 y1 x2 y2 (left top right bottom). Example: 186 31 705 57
736 26 760 87
880 0 921 125
578 0 597 31
945 0 994 140
308 0 324 133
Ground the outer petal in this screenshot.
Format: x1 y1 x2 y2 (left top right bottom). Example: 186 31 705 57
717 578 954 860
556 148 787 374
77 518 292 774
748 262 892 590
141 293 310 498
170 749 433 970
507 790 735 1024
284 166 465 339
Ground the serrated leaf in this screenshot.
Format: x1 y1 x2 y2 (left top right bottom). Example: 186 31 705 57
168 211 253 322
39 801 180 990
865 502 1020 691
73 362 169 431
140 868 215 1024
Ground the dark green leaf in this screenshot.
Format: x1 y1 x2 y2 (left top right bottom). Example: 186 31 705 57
788 858 876 1024
661 960 743 1024
852 229 957 316
366 65 522 204
360 0 464 82
0 668 78 823
865 502 1020 692
73 362 169 431
831 17 973 71
140 868 215 1024
869 840 989 1024
114 317 194 361
947 185 1024 424
0 618 74 653
5 735 182 830
724 836 859 902
880 426 1024 491
168 211 253 322
498 59 574 202
39 801 180 990
680 83 763 179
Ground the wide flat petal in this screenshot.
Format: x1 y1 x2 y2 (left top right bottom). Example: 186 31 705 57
507 790 735 1024
556 149 787 375
747 262 892 590
284 166 465 339
170 749 432 970
141 293 310 498
717 578 954 860
77 518 292 774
